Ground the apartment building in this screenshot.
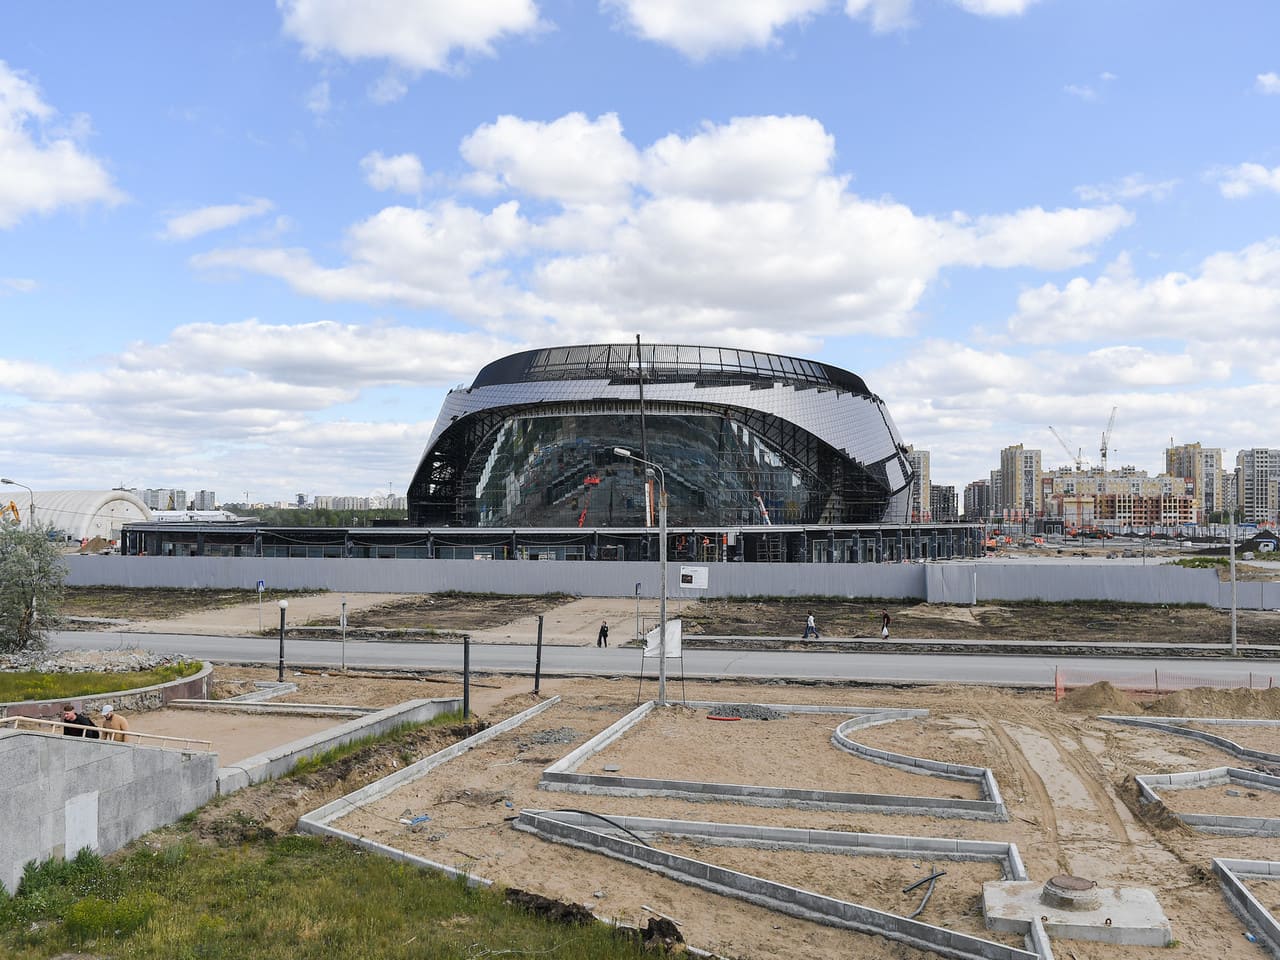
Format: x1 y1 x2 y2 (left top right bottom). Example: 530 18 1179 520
906 446 931 521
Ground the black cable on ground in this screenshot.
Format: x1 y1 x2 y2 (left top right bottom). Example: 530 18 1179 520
550 809 653 847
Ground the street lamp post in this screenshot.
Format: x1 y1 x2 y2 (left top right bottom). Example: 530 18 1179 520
277 599 289 682
614 447 667 705
1 478 35 528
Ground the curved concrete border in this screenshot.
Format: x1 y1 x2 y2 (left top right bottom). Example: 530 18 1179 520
1213 858 1280 959
832 714 1006 819
1135 767 1280 835
1100 716 1280 768
0 661 213 720
514 809 1043 960
540 701 1008 821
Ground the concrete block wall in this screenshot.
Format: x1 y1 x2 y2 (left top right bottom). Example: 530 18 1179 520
64 553 1273 609
0 730 217 894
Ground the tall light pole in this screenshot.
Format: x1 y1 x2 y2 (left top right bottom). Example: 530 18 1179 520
277 599 289 682
1 478 34 528
614 446 667 705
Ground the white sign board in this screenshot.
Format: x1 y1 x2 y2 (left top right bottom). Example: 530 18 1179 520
643 619 682 658
256 579 266 593
678 565 709 590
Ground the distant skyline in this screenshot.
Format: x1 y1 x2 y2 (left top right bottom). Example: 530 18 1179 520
3 2 1279 501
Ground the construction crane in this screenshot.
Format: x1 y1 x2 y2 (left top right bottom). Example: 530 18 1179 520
1100 406 1118 473
1048 426 1086 471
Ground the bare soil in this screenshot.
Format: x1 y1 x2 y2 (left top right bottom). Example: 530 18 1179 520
316 677 1276 960
61 586 1280 646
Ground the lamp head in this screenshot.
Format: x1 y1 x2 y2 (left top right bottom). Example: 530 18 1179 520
0 478 14 485
613 447 631 458
278 599 289 610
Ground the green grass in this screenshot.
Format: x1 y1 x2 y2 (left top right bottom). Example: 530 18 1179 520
0 834 657 960
1174 556 1229 569
288 711 466 776
0 660 203 703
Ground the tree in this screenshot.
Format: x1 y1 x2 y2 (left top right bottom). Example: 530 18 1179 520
0 523 66 652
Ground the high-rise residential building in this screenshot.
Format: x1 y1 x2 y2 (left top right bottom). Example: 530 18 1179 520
999 445 1042 520
989 469 1003 517
930 484 958 521
139 488 188 511
1223 469 1239 517
963 479 991 519
1236 449 1280 524
906 446 931 520
192 490 217 510
1166 442 1222 522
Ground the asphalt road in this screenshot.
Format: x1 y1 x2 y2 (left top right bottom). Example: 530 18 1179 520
50 630 1278 689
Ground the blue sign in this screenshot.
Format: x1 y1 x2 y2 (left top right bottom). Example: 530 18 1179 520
256 579 266 592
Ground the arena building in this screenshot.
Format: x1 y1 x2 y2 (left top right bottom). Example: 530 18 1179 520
409 343 915 528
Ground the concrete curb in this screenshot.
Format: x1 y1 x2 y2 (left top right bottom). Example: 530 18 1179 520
542 701 1007 820
296 696 561 886
217 696 463 794
1135 767 1280 835
832 713 1007 819
514 809 1042 960
1100 715 1280 768
171 699 376 718
1213 858 1280 958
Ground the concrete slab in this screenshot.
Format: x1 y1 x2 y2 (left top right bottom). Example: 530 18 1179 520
984 880 1173 947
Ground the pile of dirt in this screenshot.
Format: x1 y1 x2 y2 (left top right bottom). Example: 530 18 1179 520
1147 686 1280 719
1056 681 1141 715
1115 774 1194 835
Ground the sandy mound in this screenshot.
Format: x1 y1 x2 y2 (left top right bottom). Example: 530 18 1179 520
1146 686 1280 719
1057 681 1141 715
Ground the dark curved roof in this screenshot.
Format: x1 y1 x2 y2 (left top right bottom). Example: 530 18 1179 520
472 343 871 397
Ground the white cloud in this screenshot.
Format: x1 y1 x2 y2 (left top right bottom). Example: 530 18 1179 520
461 113 641 204
1064 83 1096 101
951 0 1039 15
305 79 331 116
360 151 426 195
0 319 522 498
278 0 542 73
198 112 1132 347
1257 72 1280 95
845 0 1036 33
161 198 275 241
1008 243 1280 344
368 71 409 104
605 0 830 58
0 60 123 229
1213 162 1280 198
844 0 915 31
0 277 36 294
1075 173 1178 203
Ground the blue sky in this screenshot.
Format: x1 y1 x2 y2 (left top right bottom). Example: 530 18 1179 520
2 0 1278 504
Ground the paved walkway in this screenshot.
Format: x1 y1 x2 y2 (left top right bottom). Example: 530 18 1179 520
123 593 407 635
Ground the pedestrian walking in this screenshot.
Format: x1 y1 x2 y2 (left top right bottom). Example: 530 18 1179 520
880 609 891 640
597 619 609 648
100 704 130 742
802 613 819 639
60 704 99 739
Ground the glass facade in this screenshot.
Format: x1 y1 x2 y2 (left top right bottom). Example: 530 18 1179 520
471 413 816 527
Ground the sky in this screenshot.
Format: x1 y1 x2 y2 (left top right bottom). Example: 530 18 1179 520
2 1 1279 505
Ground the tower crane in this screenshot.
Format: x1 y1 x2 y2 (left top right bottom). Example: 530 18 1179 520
1048 426 1086 472
1100 406 1118 474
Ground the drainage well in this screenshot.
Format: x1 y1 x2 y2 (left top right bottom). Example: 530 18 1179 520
983 879 1173 947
